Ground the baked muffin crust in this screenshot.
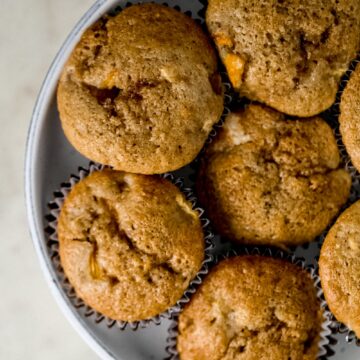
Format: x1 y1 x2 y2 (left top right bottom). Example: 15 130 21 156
177 256 323 360
197 104 351 247
206 0 360 117
319 200 360 338
339 62 360 172
58 169 205 321
57 3 223 174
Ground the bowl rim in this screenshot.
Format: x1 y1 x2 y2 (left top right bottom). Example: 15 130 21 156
24 1 116 359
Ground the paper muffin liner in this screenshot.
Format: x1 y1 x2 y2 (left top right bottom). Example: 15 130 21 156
328 322 360 347
165 247 336 359
204 73 234 146
108 0 206 23
324 55 360 180
44 161 214 331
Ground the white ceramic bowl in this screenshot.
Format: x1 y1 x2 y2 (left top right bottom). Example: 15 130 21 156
25 0 360 358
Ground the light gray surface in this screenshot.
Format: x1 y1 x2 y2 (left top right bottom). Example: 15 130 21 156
1 0 97 359
24 0 360 359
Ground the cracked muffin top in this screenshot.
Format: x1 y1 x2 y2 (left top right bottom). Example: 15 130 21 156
197 104 351 247
319 200 360 338
177 255 323 360
339 62 360 173
57 3 223 174
206 0 360 117
57 169 205 322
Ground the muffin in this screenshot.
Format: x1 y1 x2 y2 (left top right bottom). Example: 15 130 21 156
339 62 360 172
319 200 360 338
197 104 351 247
206 0 360 117
177 255 323 360
57 169 205 322
57 3 223 174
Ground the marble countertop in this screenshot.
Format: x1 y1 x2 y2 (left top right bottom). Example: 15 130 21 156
1 1 97 358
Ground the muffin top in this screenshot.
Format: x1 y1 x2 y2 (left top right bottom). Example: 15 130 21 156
340 62 360 172
197 104 351 247
57 3 223 174
57 169 204 322
206 0 360 117
319 200 360 338
177 255 323 360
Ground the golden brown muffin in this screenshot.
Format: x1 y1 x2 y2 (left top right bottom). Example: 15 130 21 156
177 255 323 360
206 0 360 117
319 200 360 338
57 3 223 174
197 104 351 247
340 62 360 172
57 169 205 322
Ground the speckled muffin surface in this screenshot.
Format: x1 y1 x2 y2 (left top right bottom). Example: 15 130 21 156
177 256 323 360
57 3 223 174
57 169 205 322
319 200 360 338
206 0 360 117
340 62 360 172
197 104 351 247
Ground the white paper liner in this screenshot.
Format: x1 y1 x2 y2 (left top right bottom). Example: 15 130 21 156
44 161 214 330
165 247 336 359
324 58 360 181
205 73 233 146
108 0 206 23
